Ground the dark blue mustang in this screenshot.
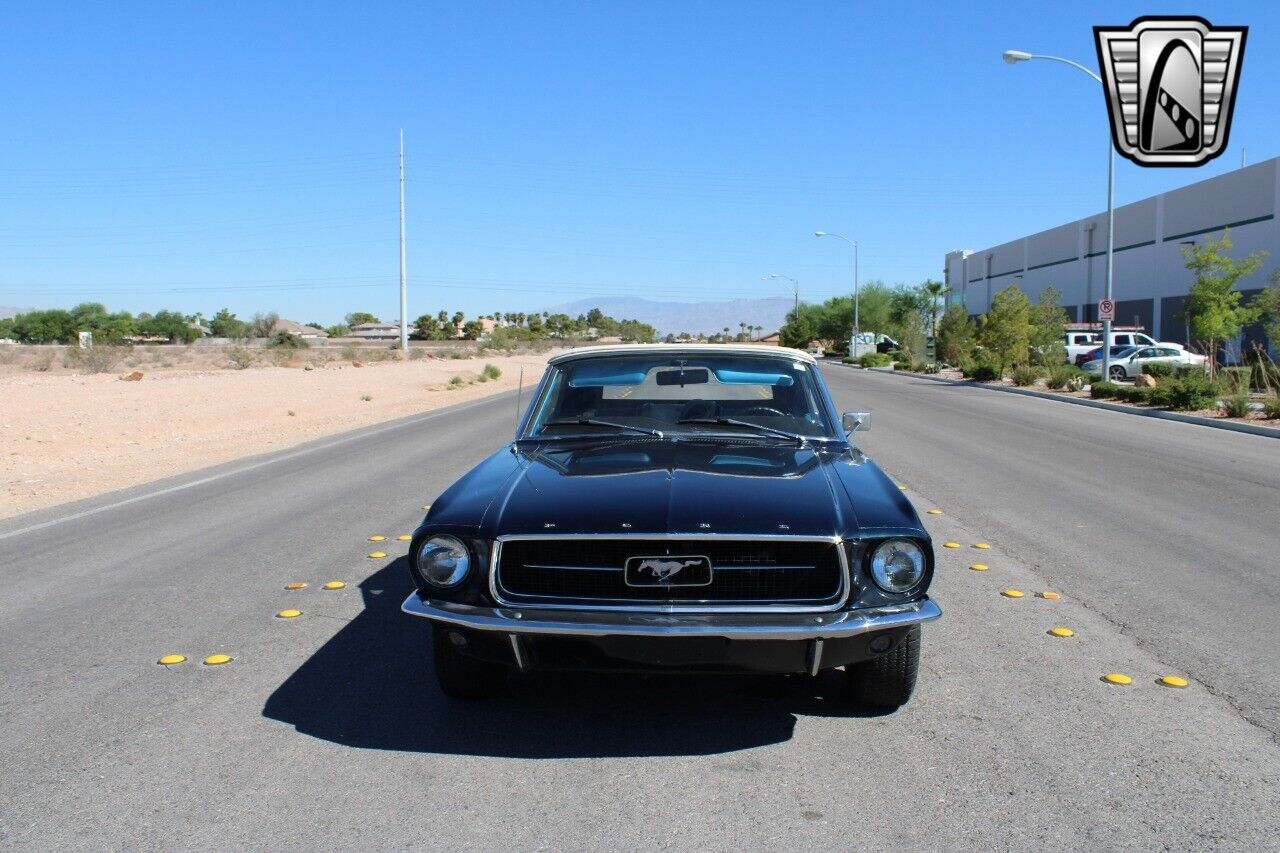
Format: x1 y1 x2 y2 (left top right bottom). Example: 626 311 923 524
403 345 940 710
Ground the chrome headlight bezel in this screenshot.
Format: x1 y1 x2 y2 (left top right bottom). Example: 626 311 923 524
417 535 472 588
868 538 927 594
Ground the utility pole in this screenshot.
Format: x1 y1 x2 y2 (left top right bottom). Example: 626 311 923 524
398 129 408 352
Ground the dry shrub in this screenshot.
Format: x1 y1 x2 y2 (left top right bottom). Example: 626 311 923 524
226 346 256 370
64 344 131 374
27 349 56 372
0 346 18 365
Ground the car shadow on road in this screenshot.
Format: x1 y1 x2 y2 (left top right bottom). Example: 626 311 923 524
262 558 885 758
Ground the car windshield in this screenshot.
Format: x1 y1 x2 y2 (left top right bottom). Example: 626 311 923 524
525 353 836 440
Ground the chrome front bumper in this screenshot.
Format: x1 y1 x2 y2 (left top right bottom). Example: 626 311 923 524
401 593 941 640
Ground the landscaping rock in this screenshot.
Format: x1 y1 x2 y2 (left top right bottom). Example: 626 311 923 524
1135 374 1157 388
120 371 144 382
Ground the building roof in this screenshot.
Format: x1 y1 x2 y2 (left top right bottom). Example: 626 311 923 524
549 343 816 365
274 318 328 337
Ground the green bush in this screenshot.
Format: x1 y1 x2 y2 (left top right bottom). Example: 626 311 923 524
853 352 893 368
1262 395 1280 419
1010 365 1042 386
1161 372 1222 411
1090 381 1119 399
1114 386 1154 405
266 331 307 350
1141 362 1174 378
1220 395 1250 418
481 363 502 381
1045 365 1084 390
967 364 1000 382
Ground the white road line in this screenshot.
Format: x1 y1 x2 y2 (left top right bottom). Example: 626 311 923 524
0 392 511 542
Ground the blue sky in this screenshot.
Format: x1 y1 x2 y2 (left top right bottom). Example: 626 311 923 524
2 1 1276 325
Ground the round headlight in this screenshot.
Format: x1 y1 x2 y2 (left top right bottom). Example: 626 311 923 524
417 535 472 588
869 539 926 593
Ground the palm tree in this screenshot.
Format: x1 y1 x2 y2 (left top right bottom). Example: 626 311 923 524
922 280 950 338
722 326 730 343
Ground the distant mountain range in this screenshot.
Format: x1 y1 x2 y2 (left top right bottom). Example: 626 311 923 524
545 296 793 336
0 306 32 320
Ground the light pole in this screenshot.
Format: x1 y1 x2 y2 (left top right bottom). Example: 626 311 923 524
815 232 860 355
766 274 799 318
1003 49 1115 383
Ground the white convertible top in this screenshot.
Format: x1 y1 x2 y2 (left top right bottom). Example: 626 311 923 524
548 343 817 365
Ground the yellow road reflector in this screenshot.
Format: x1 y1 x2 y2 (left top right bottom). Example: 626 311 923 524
1048 627 1074 638
926 509 943 515
276 609 302 619
422 504 432 511
158 654 186 666
397 534 412 541
369 535 386 542
203 654 232 666
1038 591 1062 600
973 542 991 550
897 484 907 490
943 541 961 549
285 582 307 590
368 551 387 559
969 563 989 571
323 580 346 590
1001 588 1025 598
1102 672 1132 685
1158 675 1189 688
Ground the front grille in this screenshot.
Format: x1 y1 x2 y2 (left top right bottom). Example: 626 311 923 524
495 538 844 608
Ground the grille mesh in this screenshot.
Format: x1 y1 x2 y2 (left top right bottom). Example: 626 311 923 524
497 538 843 605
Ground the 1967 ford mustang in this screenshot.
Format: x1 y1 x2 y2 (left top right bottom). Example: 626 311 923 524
403 345 940 709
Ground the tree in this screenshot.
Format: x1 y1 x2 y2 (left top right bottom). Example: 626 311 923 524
461 320 485 340
1182 230 1267 375
980 286 1033 376
138 309 200 343
209 308 250 339
935 304 976 366
345 312 380 327
1029 287 1070 366
249 312 279 339
1258 269 1280 354
780 311 814 349
325 324 350 339
413 314 441 340
887 286 931 359
921 279 949 338
11 310 76 343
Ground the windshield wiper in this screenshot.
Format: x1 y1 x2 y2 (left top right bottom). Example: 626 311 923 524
676 417 805 445
543 417 664 438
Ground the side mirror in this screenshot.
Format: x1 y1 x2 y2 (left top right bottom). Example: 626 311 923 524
842 411 871 434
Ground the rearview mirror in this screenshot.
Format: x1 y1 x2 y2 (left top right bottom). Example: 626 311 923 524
842 411 870 434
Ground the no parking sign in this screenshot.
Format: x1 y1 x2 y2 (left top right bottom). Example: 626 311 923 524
1098 299 1116 321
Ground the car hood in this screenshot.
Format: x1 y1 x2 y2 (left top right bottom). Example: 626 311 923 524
486 440 856 538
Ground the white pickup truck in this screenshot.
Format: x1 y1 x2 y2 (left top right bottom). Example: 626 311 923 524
1064 329 1165 365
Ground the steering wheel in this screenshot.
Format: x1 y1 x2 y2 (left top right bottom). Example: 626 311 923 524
740 406 787 417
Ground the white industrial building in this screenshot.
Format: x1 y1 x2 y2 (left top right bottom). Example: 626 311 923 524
944 157 1279 351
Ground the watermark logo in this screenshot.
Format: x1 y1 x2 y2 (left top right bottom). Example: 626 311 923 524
1094 16 1246 167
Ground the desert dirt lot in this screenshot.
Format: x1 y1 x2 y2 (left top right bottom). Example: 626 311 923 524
1 345 554 519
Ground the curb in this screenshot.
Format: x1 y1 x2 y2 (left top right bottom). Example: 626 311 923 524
826 362 1280 441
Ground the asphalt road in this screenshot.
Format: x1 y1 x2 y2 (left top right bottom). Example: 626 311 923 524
1 372 1278 851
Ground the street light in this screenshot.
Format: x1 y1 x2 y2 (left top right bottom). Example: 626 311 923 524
1003 48 1116 383
815 231 861 356
765 273 799 317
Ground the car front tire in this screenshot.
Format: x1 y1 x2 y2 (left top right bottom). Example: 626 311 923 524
432 624 509 700
1109 365 1128 382
845 626 920 710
